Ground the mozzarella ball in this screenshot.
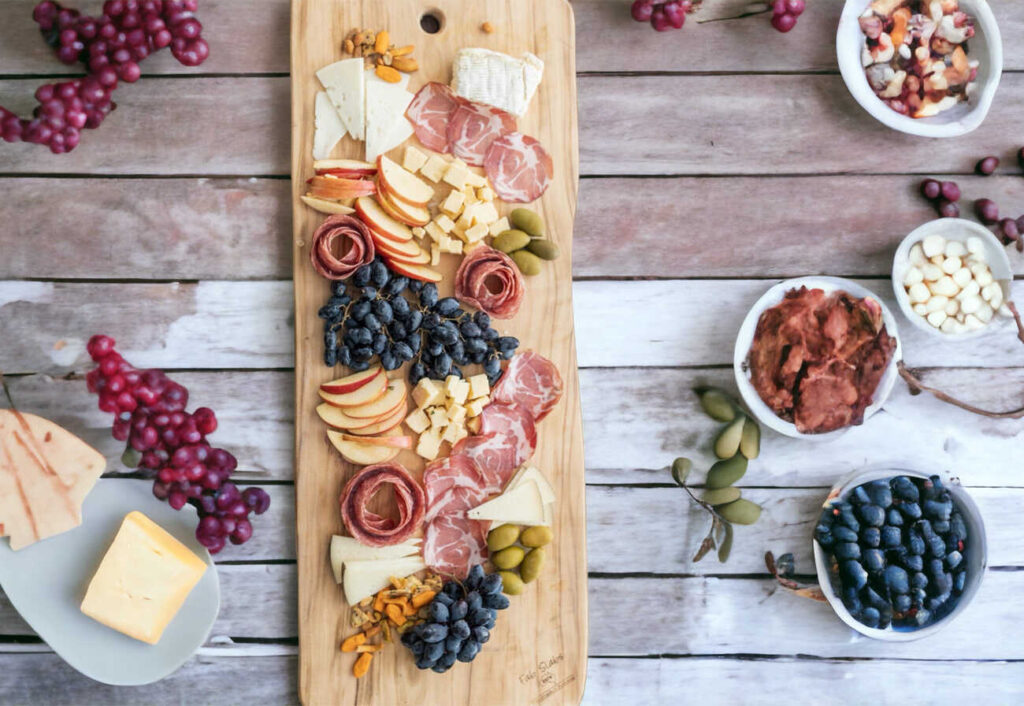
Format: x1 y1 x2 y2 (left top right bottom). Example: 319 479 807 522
908 282 931 303
927 310 947 328
944 240 967 258
922 263 944 281
922 235 946 258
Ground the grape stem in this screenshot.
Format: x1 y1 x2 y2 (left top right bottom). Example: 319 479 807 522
764 551 827 602
696 2 771 24
1008 301 1024 346
897 361 1024 419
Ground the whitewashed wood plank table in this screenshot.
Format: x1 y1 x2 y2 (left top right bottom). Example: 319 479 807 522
2 0 1023 702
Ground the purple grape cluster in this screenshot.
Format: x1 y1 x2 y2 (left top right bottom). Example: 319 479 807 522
770 0 805 33
0 0 209 153
630 0 694 32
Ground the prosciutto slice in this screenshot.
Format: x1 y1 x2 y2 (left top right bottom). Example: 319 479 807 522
422 454 486 523
484 132 553 204
446 101 516 167
405 82 460 153
492 351 564 422
478 403 537 470
452 432 522 494
309 214 375 280
338 462 425 547
454 245 525 320
423 499 489 579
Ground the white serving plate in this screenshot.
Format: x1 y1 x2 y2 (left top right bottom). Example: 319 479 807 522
892 217 1013 340
733 276 902 441
0 478 220 685
837 0 1003 137
813 468 987 641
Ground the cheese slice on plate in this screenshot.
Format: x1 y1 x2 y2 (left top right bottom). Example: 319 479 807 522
468 480 546 525
511 466 556 506
316 58 365 140
364 68 414 163
343 555 426 605
451 48 544 117
329 535 421 584
312 90 347 160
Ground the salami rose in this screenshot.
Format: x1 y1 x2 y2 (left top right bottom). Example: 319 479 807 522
339 462 425 547
454 245 525 320
309 214 375 280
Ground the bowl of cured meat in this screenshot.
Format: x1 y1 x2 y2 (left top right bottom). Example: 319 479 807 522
837 0 1003 137
733 277 902 440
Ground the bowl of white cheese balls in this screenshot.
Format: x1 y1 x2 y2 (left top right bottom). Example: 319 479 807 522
893 218 1013 338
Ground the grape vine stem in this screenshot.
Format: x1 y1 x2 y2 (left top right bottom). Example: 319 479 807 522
897 361 1024 419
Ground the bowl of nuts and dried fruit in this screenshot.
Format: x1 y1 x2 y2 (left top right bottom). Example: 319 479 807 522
837 0 1003 137
893 218 1013 338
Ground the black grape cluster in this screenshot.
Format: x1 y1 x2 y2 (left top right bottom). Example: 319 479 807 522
400 565 509 673
319 258 519 386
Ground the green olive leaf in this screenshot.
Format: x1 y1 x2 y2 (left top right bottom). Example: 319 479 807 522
717 523 734 563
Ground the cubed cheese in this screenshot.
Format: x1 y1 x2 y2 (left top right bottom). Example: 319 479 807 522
441 190 466 217
441 423 464 444
438 234 452 252
473 202 499 227
404 408 430 434
403 145 428 173
447 404 467 426
446 239 463 255
450 425 469 445
412 378 445 409
464 240 484 253
466 416 482 434
80 511 207 645
443 162 469 190
428 406 448 429
420 155 449 183
465 223 489 243
477 186 495 202
465 170 487 189
435 214 456 233
455 211 475 232
430 243 441 267
488 217 510 237
463 187 480 205
467 374 490 400
451 379 470 405
425 221 446 243
416 429 442 461
466 397 489 417
444 376 461 397
411 226 426 238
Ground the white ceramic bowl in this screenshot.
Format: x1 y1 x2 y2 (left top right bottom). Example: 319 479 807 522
813 468 987 641
734 276 902 441
837 0 1003 137
892 218 1013 339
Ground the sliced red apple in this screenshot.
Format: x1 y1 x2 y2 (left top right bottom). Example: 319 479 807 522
308 176 376 201
376 240 431 265
320 366 383 395
326 430 401 465
340 433 414 449
300 195 355 215
316 403 393 431
382 256 444 283
344 406 406 436
318 369 387 408
377 155 433 207
343 380 407 419
377 184 431 227
314 159 377 175
355 196 414 243
371 230 427 259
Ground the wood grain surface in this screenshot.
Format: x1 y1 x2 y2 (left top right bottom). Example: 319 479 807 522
289 1 585 704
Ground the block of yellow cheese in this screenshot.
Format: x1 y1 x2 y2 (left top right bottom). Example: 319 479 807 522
80 511 207 645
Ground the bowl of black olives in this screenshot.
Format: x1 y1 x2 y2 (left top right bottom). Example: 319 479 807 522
812 469 986 640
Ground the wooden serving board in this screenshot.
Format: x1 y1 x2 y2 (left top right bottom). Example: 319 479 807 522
289 0 584 704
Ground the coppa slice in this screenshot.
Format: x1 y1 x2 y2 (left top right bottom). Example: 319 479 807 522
377 155 434 207
327 430 402 465
343 404 406 436
342 380 407 419
320 366 383 395
355 196 414 244
318 369 387 408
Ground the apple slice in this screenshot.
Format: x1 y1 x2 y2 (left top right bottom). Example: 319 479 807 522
320 366 383 395
377 184 431 227
316 403 391 431
376 239 431 265
344 406 406 436
327 430 401 465
314 159 377 175
382 256 444 283
308 176 376 201
377 155 433 207
300 195 355 215
340 433 414 449
318 369 387 408
343 380 407 419
355 196 414 243
371 229 427 259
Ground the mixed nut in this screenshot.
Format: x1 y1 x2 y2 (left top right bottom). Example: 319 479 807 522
343 28 419 83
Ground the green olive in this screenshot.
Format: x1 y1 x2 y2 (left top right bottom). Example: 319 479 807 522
705 454 748 489
512 250 543 276
487 524 521 553
492 545 525 570
714 416 745 459
671 457 693 486
526 239 560 261
698 388 736 422
520 525 553 548
519 547 546 583
498 570 524 595
740 418 761 460
492 229 531 254
509 208 544 237
702 486 741 506
716 498 762 525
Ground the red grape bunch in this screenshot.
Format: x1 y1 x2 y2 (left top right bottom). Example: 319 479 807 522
85 334 270 554
630 0 695 32
0 0 209 153
770 0 805 33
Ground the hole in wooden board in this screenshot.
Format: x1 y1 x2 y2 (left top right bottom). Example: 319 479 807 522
420 9 445 34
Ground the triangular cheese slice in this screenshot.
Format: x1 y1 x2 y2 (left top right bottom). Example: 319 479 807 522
0 409 106 551
512 466 555 505
313 91 347 160
316 58 365 140
468 480 546 526
343 555 426 605
364 68 414 163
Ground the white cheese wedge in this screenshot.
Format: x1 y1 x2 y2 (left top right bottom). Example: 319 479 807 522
316 58 365 140
329 535 421 584
364 69 413 163
312 91 347 160
513 466 556 505
343 556 426 605
468 480 546 525
451 48 544 117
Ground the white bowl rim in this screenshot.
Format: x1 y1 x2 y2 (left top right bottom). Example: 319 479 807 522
891 217 1014 340
733 276 903 441
812 467 988 641
836 0 1004 138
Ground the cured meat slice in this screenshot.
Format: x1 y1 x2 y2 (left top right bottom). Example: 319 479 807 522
446 101 516 167
423 505 488 579
422 454 485 519
339 462 425 547
478 403 537 470
405 82 460 153
492 351 564 423
483 132 553 203
309 214 375 280
452 432 521 494
454 245 524 320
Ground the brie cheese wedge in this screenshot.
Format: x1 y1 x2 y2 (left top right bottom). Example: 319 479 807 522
451 48 544 117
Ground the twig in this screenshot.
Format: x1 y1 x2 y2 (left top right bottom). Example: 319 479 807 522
1008 301 1024 346
697 5 770 24
764 552 826 602
897 361 1024 419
